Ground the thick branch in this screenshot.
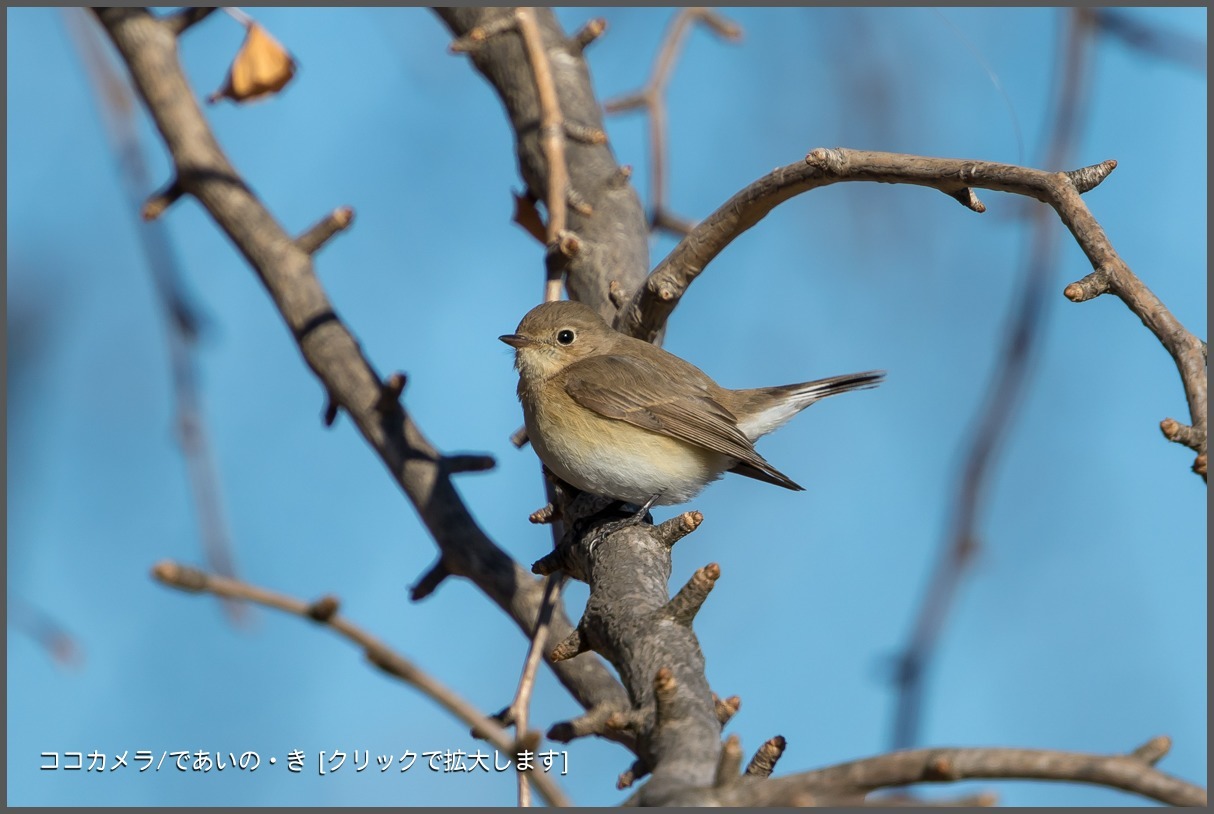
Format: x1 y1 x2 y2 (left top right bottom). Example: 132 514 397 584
435 7 649 322
433 17 740 792
566 512 722 804
93 5 631 738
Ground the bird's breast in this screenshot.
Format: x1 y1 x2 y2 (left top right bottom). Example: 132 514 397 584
523 386 729 505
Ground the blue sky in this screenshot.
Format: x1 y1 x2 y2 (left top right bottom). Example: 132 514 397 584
7 7 1206 807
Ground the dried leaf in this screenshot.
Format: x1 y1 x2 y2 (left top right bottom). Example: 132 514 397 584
208 23 297 105
512 192 547 244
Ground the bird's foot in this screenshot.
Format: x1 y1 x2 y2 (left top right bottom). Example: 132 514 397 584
581 494 660 556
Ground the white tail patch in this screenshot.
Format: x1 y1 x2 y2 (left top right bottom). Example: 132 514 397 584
735 371 884 441
737 391 819 441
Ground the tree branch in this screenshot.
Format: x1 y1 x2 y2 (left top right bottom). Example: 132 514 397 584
1086 8 1207 73
615 147 1205 477
733 740 1207 807
891 7 1098 753
514 7 574 303
70 8 247 624
604 8 741 237
92 4 632 740
507 572 564 806
150 561 571 807
435 7 650 322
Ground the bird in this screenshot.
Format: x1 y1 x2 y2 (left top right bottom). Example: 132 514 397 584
500 300 884 512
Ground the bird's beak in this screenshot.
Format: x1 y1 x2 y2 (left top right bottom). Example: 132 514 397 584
499 334 533 349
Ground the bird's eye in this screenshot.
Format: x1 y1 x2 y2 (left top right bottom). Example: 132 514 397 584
557 329 575 345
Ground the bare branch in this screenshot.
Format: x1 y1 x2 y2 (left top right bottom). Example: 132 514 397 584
448 15 516 53
409 558 450 602
515 7 575 303
744 735 786 778
549 626 587 662
662 563 720 627
1131 735 1172 766
70 8 246 623
151 561 571 807
436 8 649 322
141 178 184 220
1086 8 1207 73
295 206 355 255
723 741 1208 807
9 596 84 668
892 8 1098 752
571 17 606 54
615 147 1205 478
441 454 497 475
547 703 635 750
654 510 703 548
714 733 743 788
604 8 742 237
93 4 631 733
867 791 999 806
713 693 741 726
618 758 649 789
507 574 564 806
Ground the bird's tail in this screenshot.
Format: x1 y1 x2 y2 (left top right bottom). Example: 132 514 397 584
733 370 885 441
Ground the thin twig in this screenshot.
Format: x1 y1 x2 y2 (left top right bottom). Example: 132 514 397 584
151 561 571 806
515 7 571 303
508 573 564 806
296 206 355 255
69 8 247 624
891 8 1096 753
220 6 254 27
604 8 741 237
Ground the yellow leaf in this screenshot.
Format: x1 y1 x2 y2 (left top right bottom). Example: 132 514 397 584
208 23 297 105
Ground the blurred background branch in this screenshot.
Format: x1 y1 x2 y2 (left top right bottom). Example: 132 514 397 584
604 8 742 237
66 8 247 624
889 6 1096 758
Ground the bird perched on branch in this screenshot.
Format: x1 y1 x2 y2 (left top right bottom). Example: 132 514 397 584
501 300 883 514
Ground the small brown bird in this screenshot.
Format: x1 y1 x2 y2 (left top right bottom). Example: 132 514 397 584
501 300 883 508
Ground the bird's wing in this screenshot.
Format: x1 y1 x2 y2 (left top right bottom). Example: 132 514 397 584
562 354 804 491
